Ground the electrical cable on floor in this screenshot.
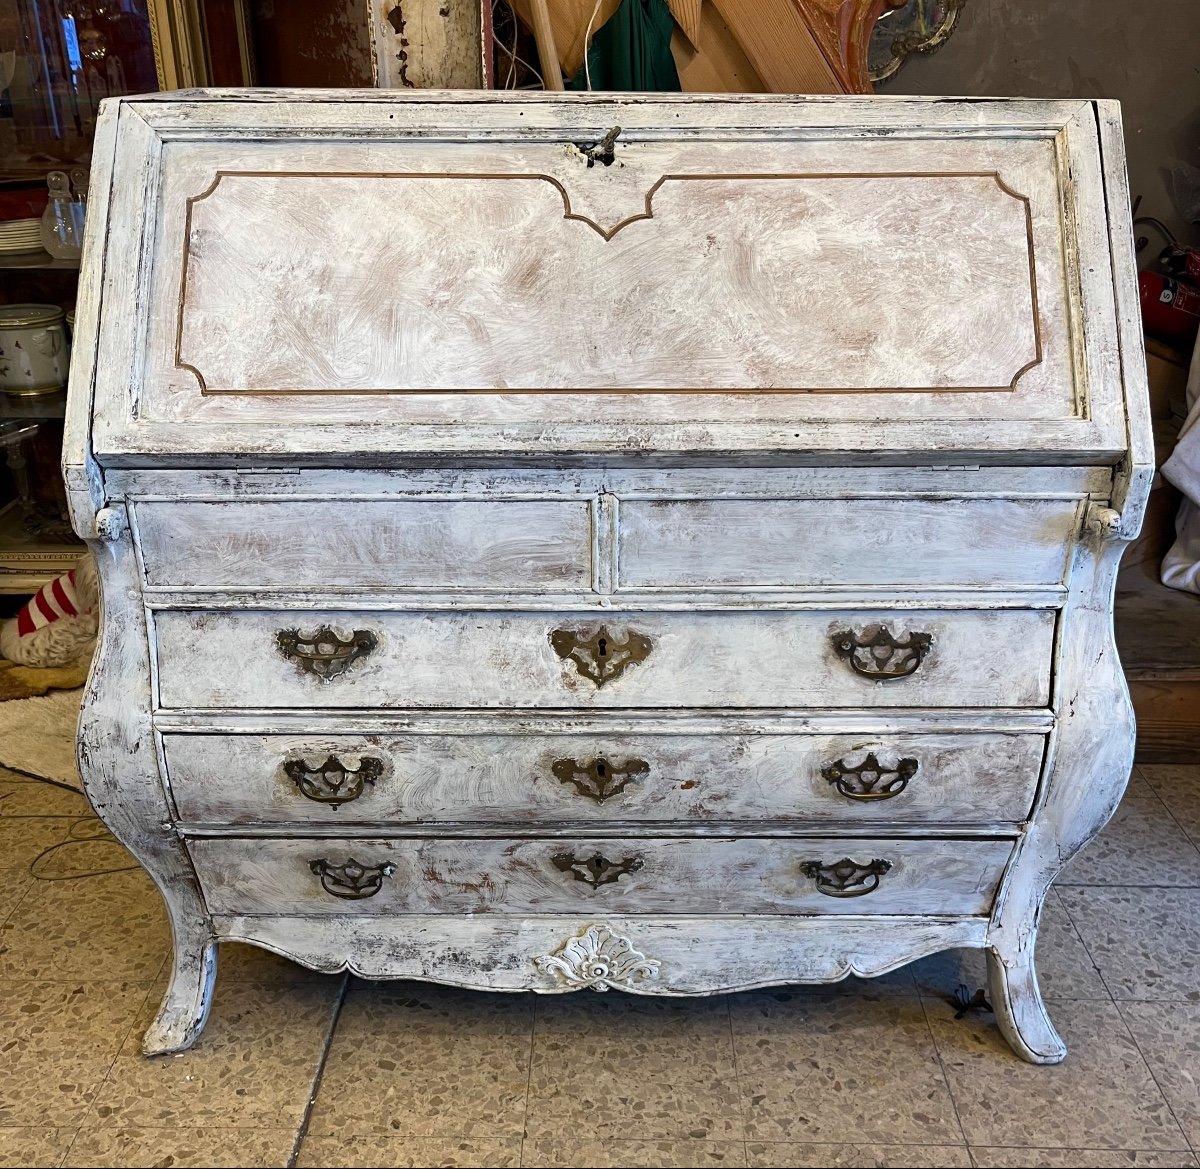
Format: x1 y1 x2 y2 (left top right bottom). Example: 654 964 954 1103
4 771 133 881
0 762 84 794
28 816 139 880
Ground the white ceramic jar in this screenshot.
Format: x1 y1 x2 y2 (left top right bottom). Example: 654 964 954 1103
0 304 70 396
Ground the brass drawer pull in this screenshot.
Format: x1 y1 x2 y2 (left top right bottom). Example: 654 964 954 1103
309 857 395 899
831 625 932 681
549 625 652 687
277 627 378 682
822 753 918 801
284 754 384 808
552 851 644 889
551 756 650 803
800 857 892 898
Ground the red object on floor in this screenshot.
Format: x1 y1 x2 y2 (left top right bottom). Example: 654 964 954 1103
1140 269 1200 343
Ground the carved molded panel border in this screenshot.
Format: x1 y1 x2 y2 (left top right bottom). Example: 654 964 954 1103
176 170 1040 396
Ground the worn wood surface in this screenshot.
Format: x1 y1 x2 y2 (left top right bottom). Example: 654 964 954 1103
63 94 1152 1062
163 729 1046 826
133 498 594 589
370 0 482 88
71 93 1129 464
77 517 218 1055
212 913 989 990
133 493 1082 592
189 835 1013 916
152 607 1056 710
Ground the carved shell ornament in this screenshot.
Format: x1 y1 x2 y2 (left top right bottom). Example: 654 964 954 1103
536 925 661 992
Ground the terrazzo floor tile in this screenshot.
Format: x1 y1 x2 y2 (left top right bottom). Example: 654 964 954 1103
0 816 73 923
1059 776 1200 887
525 994 742 1141
523 1137 749 1167
295 1133 523 1168
910 888 1109 1002
746 1142 972 1167
926 996 1188 1151
306 981 533 1140
0 858 169 980
968 1149 1199 1167
62 1125 295 1167
0 980 150 1127
89 978 341 1129
0 1126 78 1168
1141 765 1200 848
1058 885 1200 1001
730 989 962 1145
1119 1002 1200 1147
0 772 93 818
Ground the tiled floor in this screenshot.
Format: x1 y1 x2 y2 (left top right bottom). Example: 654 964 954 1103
2 765 1200 1169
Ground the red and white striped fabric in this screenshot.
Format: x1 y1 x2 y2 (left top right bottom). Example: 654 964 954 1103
15 569 81 637
0 555 98 667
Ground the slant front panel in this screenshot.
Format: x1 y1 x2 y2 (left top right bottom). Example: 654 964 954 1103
83 96 1130 459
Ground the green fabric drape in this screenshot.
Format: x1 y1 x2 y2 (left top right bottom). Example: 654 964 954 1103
568 0 682 91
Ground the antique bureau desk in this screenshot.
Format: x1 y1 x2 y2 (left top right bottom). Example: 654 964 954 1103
65 92 1151 1062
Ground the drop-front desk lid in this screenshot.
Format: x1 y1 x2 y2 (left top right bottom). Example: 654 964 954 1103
70 91 1146 466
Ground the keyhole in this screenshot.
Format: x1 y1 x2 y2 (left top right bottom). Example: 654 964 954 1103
598 637 608 657
597 761 607 778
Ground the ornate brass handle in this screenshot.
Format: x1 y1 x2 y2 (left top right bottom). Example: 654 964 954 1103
800 857 892 898
552 851 644 889
551 756 650 803
549 625 652 687
831 625 932 681
309 857 395 899
821 753 918 801
284 754 384 809
277 627 377 683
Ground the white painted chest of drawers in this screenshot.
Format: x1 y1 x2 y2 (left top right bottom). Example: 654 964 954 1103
64 91 1152 1062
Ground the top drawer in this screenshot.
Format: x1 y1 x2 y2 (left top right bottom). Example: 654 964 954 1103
79 94 1132 462
131 494 1080 592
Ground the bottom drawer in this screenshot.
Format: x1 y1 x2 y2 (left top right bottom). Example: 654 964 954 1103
188 836 1013 917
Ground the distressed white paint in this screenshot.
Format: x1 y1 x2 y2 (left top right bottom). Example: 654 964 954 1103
64 93 1152 1065
162 730 1046 826
133 498 594 589
151 608 1056 710
75 93 1130 462
212 913 990 991
617 497 1080 589
188 835 1013 916
177 169 1039 393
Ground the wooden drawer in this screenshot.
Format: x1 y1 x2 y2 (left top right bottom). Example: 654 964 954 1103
617 498 1078 589
188 835 1014 917
164 731 1046 826
133 499 593 590
153 609 1055 710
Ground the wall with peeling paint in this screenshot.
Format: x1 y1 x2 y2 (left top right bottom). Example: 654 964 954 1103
878 0 1200 246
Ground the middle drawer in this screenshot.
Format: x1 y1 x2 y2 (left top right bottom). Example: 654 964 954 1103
153 608 1055 710
163 730 1046 826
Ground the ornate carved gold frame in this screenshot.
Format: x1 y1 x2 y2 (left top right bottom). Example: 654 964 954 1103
869 0 967 84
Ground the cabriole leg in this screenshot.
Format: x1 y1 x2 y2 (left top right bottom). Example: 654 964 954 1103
986 944 1066 1065
142 914 218 1056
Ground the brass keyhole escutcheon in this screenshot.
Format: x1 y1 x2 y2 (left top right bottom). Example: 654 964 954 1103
551 756 650 803
549 625 652 688
552 851 644 889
